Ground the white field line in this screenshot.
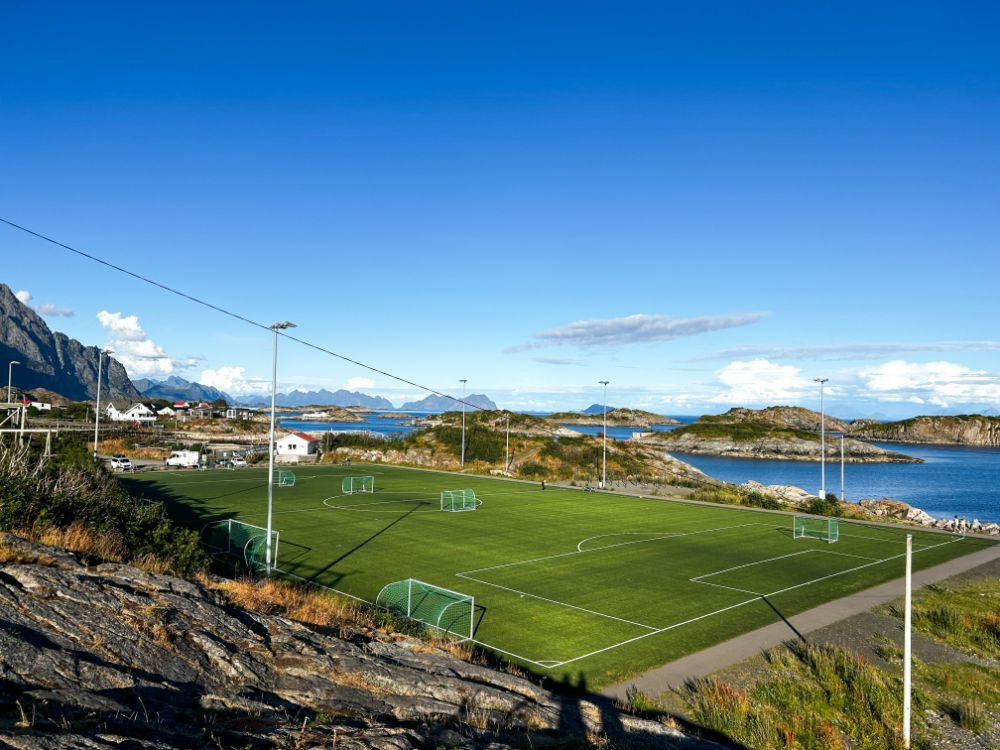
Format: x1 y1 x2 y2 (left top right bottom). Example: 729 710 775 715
819 549 883 562
458 522 768 578
540 536 967 669
547 595 763 669
690 550 812 582
690 579 764 596
276 568 558 668
456 572 660 631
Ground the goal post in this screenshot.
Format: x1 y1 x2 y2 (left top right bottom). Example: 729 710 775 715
793 515 839 543
342 475 374 494
276 470 296 487
202 519 280 572
375 578 474 640
441 488 477 512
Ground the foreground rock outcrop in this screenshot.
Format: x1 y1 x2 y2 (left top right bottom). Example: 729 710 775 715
0 534 720 749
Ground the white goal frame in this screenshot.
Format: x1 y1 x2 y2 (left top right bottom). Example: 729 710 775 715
793 515 839 543
441 488 477 512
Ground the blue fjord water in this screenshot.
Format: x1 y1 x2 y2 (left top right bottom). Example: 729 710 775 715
279 412 998 523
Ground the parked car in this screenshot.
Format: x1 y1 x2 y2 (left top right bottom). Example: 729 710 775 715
230 457 247 467
109 455 133 471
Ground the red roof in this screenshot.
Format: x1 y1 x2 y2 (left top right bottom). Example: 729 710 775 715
291 432 317 442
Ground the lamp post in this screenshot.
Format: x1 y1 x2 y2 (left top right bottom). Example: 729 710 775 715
599 380 610 489
505 412 510 471
459 379 467 467
266 321 296 577
840 434 846 501
814 377 829 499
92 350 111 461
7 360 19 403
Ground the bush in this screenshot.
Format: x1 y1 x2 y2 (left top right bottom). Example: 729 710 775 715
0 434 209 576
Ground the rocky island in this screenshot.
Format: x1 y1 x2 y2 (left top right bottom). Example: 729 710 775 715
653 407 921 463
849 414 1000 448
547 407 680 427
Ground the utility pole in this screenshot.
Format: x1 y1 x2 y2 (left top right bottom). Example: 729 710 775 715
599 380 610 489
840 434 845 501
814 377 829 498
6 360 19 404
903 534 912 748
266 321 295 576
459 379 467 467
93 350 112 461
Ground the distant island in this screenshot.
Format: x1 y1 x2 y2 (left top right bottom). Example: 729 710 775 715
848 414 1000 448
547 407 679 427
401 393 498 411
654 406 921 463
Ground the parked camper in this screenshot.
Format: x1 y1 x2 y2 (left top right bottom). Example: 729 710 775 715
165 450 201 468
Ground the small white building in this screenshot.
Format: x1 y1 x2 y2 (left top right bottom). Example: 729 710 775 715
158 406 177 417
275 432 319 458
107 402 157 423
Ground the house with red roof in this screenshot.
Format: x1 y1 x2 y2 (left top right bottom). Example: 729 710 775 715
275 432 318 458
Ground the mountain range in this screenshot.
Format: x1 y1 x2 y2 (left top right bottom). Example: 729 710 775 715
400 393 498 412
0 283 139 401
133 376 234 404
238 388 395 409
580 403 615 415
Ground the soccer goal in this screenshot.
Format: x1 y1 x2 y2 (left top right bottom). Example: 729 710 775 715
276 470 296 487
342 475 374 494
202 519 280 572
441 488 477 512
793 515 840 543
376 578 475 640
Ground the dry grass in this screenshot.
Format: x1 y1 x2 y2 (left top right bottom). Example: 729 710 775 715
207 576 375 635
89 438 169 460
36 523 126 562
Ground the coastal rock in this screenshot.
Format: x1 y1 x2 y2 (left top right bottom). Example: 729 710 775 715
0 533 720 750
849 415 1000 448
741 480 813 504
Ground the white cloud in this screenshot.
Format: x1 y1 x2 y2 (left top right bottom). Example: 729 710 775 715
860 360 1000 407
705 341 1000 362
507 312 770 352
200 366 269 396
709 359 813 404
343 376 375 390
97 310 176 377
14 289 73 317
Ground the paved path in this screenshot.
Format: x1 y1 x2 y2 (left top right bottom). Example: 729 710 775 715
601 542 1000 701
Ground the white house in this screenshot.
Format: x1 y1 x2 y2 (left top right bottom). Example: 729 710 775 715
106 402 157 423
275 432 319 458
158 406 177 417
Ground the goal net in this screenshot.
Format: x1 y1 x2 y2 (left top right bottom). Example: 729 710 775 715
202 519 280 572
276 470 296 487
375 578 474 640
793 515 839 543
441 488 477 512
342 475 374 494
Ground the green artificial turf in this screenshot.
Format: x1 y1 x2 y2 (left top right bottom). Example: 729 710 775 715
121 463 994 688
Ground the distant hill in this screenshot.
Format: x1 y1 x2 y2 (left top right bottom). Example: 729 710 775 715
849 414 1000 448
135 376 234 404
401 393 498 412
0 283 140 401
547 408 678 427
240 389 394 409
580 403 614 416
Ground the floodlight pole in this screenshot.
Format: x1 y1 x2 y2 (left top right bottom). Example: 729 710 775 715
599 380 610 489
92 351 111 461
266 321 296 577
505 413 510 471
6 361 19 404
840 434 845 501
814 378 829 499
903 534 912 748
459 379 467 467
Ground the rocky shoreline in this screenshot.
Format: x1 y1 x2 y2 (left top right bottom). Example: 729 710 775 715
741 480 1000 536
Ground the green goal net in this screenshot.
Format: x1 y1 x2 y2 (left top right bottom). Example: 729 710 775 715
375 578 474 640
342 475 374 494
441 488 477 512
793 515 839 543
202 519 280 572
276 470 296 487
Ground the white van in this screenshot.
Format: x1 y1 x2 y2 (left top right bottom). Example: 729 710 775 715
165 450 201 468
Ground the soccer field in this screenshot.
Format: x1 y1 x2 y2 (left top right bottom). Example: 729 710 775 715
123 463 995 688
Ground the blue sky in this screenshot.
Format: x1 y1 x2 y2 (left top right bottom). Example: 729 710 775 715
3 2 999 416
